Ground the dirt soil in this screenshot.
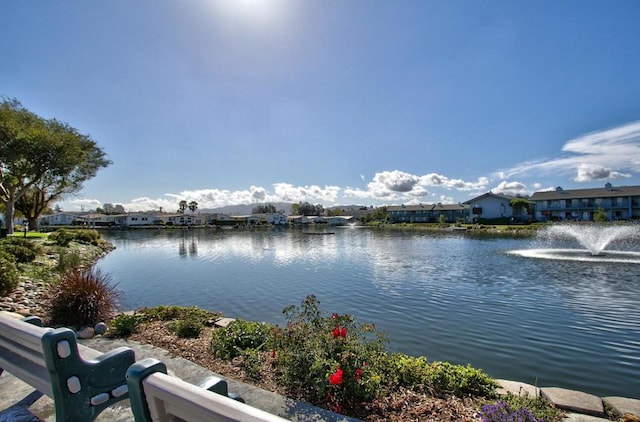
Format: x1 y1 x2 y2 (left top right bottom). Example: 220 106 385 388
128 321 485 422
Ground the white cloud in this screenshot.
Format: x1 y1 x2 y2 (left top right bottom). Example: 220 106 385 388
369 170 421 193
492 181 529 197
498 120 640 181
573 163 630 182
272 183 341 203
61 198 102 211
421 173 489 191
438 195 455 204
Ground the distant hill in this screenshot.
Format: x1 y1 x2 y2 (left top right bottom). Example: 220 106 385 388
199 203 372 216
200 203 293 215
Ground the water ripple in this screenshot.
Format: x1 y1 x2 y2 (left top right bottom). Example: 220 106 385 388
99 228 640 398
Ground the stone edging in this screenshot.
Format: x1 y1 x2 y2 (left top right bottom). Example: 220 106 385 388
497 379 640 421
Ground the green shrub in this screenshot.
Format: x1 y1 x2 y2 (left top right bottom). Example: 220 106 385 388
73 229 101 245
211 319 272 360
170 315 204 338
110 313 140 337
49 229 102 246
139 305 218 323
383 353 431 388
274 295 387 413
0 251 19 296
45 267 119 327
240 348 263 380
425 361 498 397
56 247 82 273
1 237 43 253
49 229 75 246
0 243 37 263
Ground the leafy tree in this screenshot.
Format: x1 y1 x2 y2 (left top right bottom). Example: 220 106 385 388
294 202 324 216
0 98 110 233
593 207 608 222
178 200 187 214
252 203 277 214
188 201 198 214
14 185 54 230
366 206 388 223
509 198 531 217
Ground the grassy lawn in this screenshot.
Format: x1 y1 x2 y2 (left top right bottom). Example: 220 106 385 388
7 231 50 239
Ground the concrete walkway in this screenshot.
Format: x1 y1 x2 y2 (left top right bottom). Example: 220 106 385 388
497 379 640 421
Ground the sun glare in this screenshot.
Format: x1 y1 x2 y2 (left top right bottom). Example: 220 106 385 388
212 0 286 27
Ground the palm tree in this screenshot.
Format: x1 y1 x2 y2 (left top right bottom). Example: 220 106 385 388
178 200 187 214
188 201 198 214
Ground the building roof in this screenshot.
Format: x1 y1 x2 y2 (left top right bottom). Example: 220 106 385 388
387 203 468 212
463 192 520 205
530 184 640 201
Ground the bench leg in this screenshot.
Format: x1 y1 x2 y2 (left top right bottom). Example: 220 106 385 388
126 358 168 422
41 328 135 422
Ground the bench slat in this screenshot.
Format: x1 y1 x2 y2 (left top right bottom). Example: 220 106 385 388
0 312 52 396
0 313 49 352
0 343 53 396
143 372 289 422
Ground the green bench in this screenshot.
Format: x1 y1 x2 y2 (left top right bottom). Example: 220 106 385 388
0 312 135 421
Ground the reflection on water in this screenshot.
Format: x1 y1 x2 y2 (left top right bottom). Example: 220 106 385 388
98 228 640 399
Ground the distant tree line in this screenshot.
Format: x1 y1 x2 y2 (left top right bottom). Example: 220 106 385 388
291 202 324 216
252 204 277 214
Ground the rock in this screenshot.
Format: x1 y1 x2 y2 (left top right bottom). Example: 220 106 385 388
77 326 95 339
17 308 32 317
94 322 108 335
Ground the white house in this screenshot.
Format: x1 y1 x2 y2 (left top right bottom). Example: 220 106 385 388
325 216 354 226
463 192 516 221
259 213 287 225
39 212 81 226
169 214 204 226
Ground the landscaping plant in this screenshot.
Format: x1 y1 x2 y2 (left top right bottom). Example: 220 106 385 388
138 304 218 323
169 314 204 338
480 393 564 422
211 319 273 359
274 295 387 414
109 313 140 336
0 250 19 296
45 266 119 327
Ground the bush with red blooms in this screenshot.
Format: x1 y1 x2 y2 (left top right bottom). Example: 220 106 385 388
273 295 386 414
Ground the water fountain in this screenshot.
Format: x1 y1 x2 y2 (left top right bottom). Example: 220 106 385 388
508 224 640 263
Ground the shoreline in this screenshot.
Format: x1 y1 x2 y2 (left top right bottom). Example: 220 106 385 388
0 240 114 317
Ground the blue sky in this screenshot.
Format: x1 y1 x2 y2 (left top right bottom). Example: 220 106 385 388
3 1 640 212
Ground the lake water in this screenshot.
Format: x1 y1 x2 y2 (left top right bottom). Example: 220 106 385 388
97 227 640 399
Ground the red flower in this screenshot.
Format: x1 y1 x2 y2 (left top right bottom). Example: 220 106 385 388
332 326 347 338
355 368 362 380
329 368 343 385
271 349 276 358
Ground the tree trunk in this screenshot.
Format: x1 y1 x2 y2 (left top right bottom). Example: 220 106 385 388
28 217 38 231
5 195 15 235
